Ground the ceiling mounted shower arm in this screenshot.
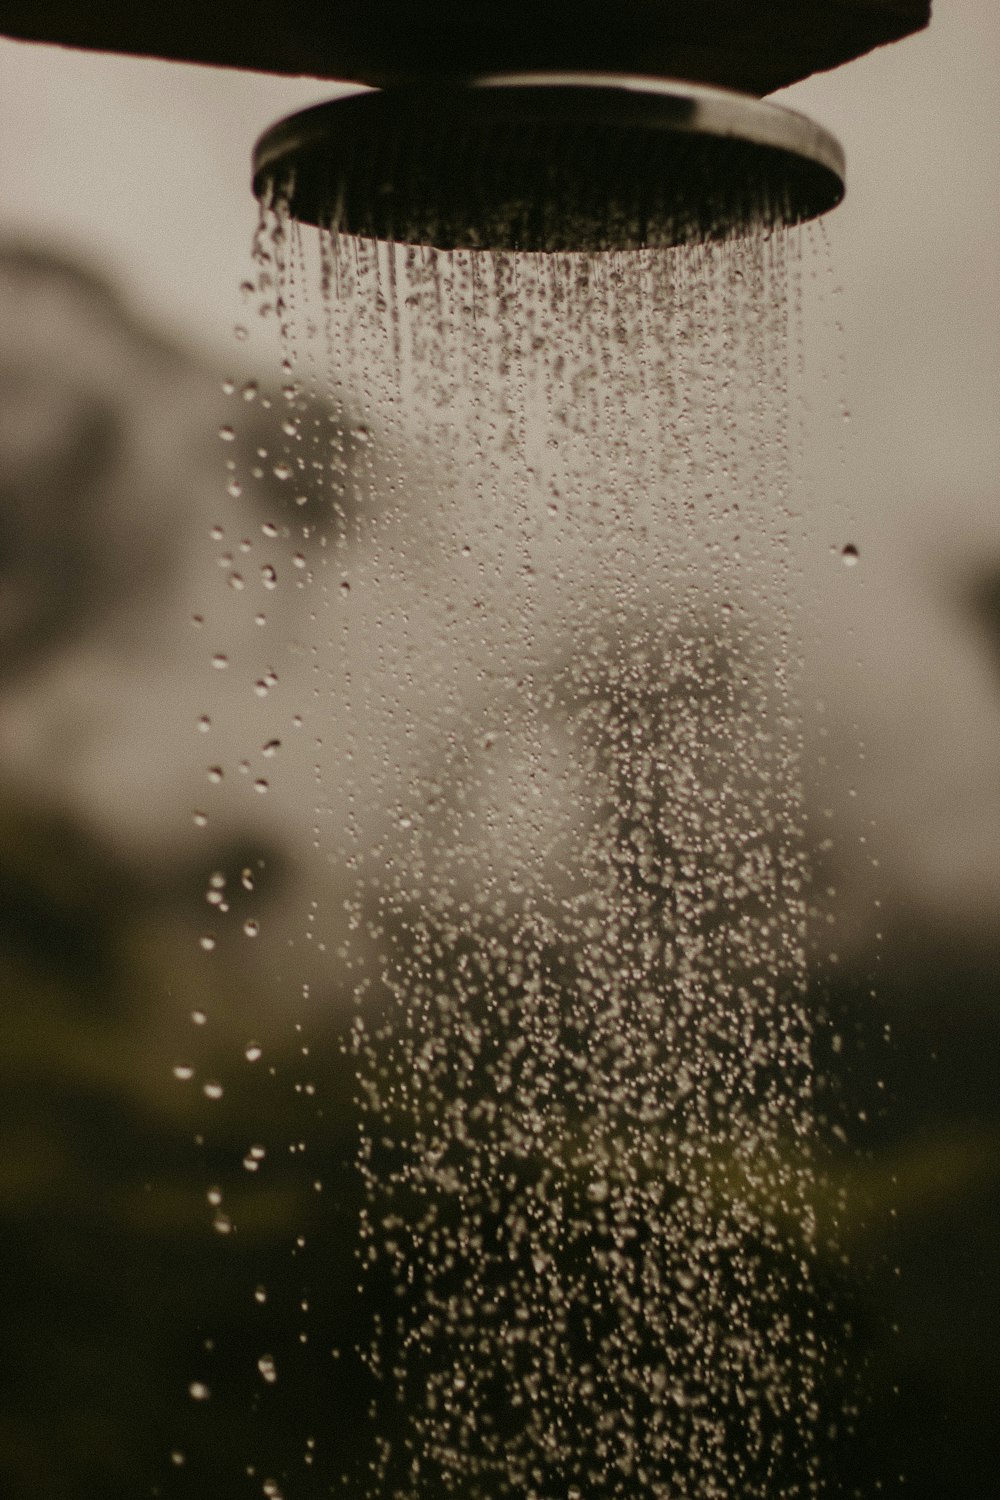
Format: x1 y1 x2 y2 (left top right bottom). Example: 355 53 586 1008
1 0 931 96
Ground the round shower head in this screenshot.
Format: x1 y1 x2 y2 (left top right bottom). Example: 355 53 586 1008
253 74 845 253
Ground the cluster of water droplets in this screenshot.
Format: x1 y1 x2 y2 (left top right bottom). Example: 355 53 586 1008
213 196 827 1498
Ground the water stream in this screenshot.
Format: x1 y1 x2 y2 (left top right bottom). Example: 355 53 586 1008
218 210 823 1497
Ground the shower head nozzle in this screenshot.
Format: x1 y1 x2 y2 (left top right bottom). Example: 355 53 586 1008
252 75 845 254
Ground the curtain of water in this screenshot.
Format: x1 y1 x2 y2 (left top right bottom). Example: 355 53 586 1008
244 205 819 1499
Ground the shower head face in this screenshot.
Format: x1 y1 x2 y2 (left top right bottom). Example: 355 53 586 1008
252 75 845 253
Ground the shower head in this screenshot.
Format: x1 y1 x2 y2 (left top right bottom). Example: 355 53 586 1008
252 74 845 254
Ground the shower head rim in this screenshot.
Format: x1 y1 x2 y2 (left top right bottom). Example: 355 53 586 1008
252 73 846 252
254 72 845 191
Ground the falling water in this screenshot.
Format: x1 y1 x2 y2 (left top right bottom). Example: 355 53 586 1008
229 202 823 1497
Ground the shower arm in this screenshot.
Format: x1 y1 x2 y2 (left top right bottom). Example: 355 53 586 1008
0 0 930 96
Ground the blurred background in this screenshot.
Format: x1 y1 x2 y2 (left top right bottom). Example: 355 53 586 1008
0 1 997 1495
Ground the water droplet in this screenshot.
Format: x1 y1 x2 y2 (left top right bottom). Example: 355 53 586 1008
233 325 249 342
210 525 224 541
257 1354 278 1385
207 766 223 784
245 1043 262 1062
170 1451 186 1466
261 565 278 590
273 462 293 481
188 1382 210 1402
192 810 208 828
243 918 260 937
254 1285 267 1304
262 739 281 757
241 868 255 892
197 715 211 733
173 1064 194 1082
221 378 235 396
218 425 236 443
191 1009 207 1026
202 1081 224 1100
241 381 258 402
211 654 229 670
339 579 350 597
841 543 859 566
199 933 216 953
